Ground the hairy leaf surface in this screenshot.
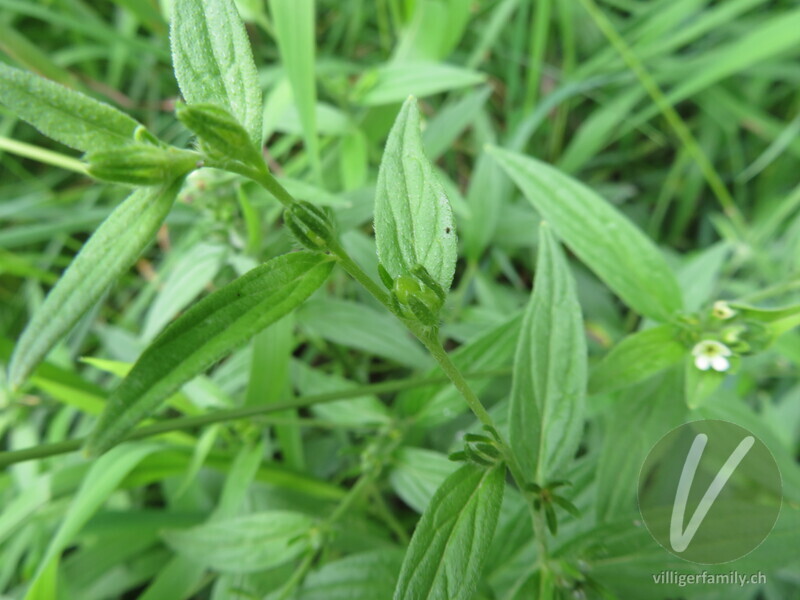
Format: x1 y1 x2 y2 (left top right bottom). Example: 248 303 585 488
375 97 457 292
490 146 683 322
9 179 182 388
509 225 587 482
85 252 333 455
0 62 139 152
171 0 262 145
393 463 504 600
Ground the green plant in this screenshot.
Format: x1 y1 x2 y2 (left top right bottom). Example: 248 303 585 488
1 0 799 599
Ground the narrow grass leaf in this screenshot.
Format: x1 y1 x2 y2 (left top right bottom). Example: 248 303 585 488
375 97 457 291
84 252 333 456
489 146 683 321
268 0 320 177
589 324 687 395
142 242 228 340
509 225 587 482
0 62 139 152
393 463 504 600
24 444 158 600
9 179 183 388
171 0 262 145
162 511 313 573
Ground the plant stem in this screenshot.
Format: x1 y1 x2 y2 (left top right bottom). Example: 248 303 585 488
276 431 403 599
236 153 551 559
416 330 496 429
0 368 508 467
328 240 392 307
0 136 86 173
209 159 295 207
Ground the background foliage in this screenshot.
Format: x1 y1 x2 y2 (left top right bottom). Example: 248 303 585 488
1 0 799 599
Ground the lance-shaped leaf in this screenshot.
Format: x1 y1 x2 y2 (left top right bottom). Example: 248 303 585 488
162 511 313 573
509 224 587 482
729 301 800 338
171 0 263 146
0 62 140 152
8 179 183 389
489 146 683 322
393 463 504 600
84 252 334 456
589 324 687 395
375 97 457 292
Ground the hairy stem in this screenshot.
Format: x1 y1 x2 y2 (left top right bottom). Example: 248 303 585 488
238 156 551 558
0 369 508 467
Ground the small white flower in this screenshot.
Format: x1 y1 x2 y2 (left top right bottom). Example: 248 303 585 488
712 300 736 320
692 340 732 372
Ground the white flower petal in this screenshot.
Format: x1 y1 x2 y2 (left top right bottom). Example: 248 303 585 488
695 356 711 371
711 356 730 372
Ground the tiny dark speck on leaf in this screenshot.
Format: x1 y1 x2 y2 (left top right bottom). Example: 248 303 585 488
445 228 451 234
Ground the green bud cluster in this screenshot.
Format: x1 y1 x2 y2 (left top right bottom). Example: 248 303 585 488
382 264 445 327
176 102 263 168
685 301 775 356
86 144 199 185
448 426 504 467
524 479 579 535
284 200 337 251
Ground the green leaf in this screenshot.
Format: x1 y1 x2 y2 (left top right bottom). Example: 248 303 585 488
8 179 183 389
685 357 726 409
162 511 313 573
0 62 140 152
355 62 486 106
729 301 800 337
296 298 431 370
389 447 458 513
589 324 687 395
489 146 683 322
268 0 320 177
142 241 228 340
393 463 504 600
509 224 587 483
84 252 334 456
374 97 457 292
299 550 405 600
24 444 158 600
171 0 263 145
595 369 686 521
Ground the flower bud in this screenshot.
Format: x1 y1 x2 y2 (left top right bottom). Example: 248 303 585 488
284 200 337 251
87 144 198 185
391 267 445 326
176 103 262 167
